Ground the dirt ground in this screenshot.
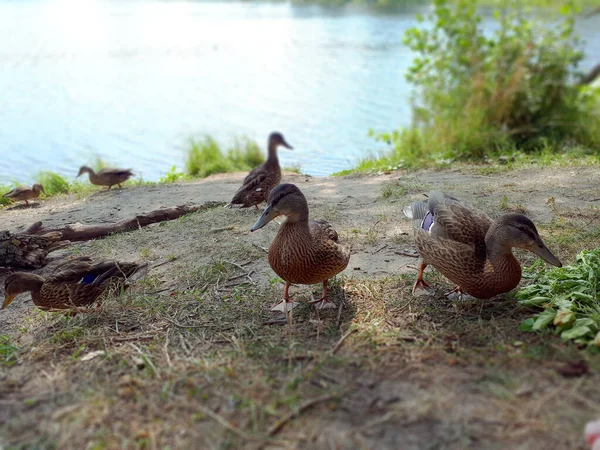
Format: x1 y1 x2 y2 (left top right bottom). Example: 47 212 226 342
0 165 599 449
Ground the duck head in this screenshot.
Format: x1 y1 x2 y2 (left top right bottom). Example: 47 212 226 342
268 132 293 150
2 273 44 309
497 214 562 267
250 183 308 231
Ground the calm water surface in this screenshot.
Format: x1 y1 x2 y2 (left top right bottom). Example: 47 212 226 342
1 1 599 183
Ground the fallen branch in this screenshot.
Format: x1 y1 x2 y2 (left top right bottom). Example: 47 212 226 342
24 202 222 242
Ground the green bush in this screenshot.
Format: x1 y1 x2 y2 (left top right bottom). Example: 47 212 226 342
36 171 71 195
184 136 266 178
370 0 600 167
159 165 185 183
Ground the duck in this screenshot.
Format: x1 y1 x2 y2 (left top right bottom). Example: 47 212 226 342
250 183 350 311
403 191 562 299
2 257 145 312
3 184 45 206
226 132 293 209
77 166 134 190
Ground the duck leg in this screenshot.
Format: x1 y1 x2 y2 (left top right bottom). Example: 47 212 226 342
25 200 29 206
271 281 297 312
308 280 336 309
118 183 122 189
412 261 430 294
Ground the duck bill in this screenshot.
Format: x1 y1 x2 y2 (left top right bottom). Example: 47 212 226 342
282 139 293 150
527 239 562 267
1 294 16 310
250 205 280 232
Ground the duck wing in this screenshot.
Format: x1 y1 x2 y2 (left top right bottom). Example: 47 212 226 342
433 203 492 247
97 168 134 177
3 186 30 198
310 219 340 243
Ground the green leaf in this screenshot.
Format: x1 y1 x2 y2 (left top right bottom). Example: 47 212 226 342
553 310 576 327
518 296 551 307
561 325 593 341
519 317 535 332
532 309 556 331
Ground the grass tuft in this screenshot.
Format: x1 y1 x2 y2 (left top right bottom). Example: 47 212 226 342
185 136 266 178
0 335 20 366
36 171 71 196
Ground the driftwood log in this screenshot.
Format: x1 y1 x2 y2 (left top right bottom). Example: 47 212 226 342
1 202 222 268
0 231 68 269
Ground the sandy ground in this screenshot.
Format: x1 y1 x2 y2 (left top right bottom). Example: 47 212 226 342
0 165 599 449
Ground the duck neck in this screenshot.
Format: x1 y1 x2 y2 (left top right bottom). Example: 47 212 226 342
485 223 519 265
18 274 45 295
280 209 310 232
266 142 279 167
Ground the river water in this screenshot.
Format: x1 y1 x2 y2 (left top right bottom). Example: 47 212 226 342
1 1 599 184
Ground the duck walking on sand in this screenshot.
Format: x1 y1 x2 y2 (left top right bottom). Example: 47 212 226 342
77 166 134 190
404 191 562 299
2 257 145 312
226 132 293 209
3 184 45 206
251 183 350 312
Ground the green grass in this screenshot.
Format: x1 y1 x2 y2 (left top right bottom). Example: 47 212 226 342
517 248 600 349
0 335 20 366
185 136 265 178
341 144 600 176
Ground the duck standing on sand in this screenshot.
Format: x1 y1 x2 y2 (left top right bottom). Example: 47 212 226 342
77 166 134 190
251 183 350 312
226 132 293 209
2 257 145 312
404 191 562 298
3 184 45 206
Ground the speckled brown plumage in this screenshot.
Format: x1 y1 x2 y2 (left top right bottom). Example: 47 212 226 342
406 191 562 299
2 257 144 311
227 132 293 208
3 184 45 205
268 218 349 285
251 183 350 309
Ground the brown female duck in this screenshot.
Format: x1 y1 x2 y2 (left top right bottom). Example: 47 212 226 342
404 191 562 299
3 184 45 206
227 132 293 209
77 166 134 190
2 257 144 312
251 183 350 311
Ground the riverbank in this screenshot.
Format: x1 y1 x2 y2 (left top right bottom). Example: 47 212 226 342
1 165 599 448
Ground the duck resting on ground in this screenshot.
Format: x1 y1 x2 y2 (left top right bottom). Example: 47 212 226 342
77 166 134 190
3 184 45 206
226 132 293 209
403 191 562 299
250 183 350 312
2 257 145 312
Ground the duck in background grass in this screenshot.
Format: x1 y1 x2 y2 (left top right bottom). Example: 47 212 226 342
226 132 293 209
3 184 45 206
77 166 134 190
2 257 145 313
403 190 562 298
251 183 350 313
